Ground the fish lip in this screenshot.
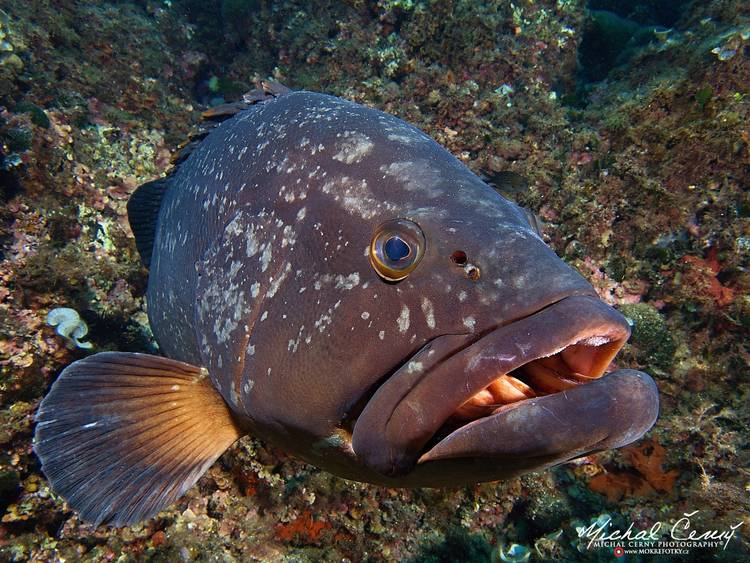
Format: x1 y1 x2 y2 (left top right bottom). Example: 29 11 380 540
351 295 651 478
417 368 658 465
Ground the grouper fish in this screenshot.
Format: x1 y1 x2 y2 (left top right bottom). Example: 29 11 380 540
34 82 659 526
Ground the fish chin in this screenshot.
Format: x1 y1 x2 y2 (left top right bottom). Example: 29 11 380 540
351 295 659 481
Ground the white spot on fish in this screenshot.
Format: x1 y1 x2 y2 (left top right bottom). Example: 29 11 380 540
458 290 467 302
379 330 385 340
406 361 424 374
335 272 360 290
361 311 370 320
244 227 261 257
420 297 435 329
250 282 260 298
463 316 476 331
242 380 254 395
260 244 272 273
386 133 419 145
397 305 410 333
380 160 444 198
281 225 297 248
267 262 292 298
332 131 373 164
321 176 395 219
516 342 531 355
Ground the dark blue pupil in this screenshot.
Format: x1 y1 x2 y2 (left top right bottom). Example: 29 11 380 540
384 236 410 262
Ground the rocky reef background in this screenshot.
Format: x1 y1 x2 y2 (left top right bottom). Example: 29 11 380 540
0 0 748 560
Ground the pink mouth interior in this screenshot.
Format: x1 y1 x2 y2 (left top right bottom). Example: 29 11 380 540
449 336 625 423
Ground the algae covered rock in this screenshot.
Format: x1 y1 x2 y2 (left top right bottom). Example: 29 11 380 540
619 303 676 371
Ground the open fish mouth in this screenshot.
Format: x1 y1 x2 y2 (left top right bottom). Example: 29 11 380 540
351 295 659 478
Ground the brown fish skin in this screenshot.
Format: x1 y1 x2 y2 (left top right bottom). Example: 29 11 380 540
33 88 658 526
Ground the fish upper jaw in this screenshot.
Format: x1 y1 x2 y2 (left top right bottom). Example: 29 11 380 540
350 295 658 479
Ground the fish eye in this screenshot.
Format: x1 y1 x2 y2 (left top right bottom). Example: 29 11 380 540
384 236 410 261
370 219 425 281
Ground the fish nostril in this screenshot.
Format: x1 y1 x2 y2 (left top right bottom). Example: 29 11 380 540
466 265 481 281
450 250 468 265
449 251 480 281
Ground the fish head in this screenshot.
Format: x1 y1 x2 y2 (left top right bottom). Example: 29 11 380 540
213 93 658 486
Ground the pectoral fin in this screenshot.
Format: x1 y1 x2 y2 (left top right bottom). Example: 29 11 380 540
34 352 242 527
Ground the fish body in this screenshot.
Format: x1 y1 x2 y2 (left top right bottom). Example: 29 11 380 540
34 86 658 525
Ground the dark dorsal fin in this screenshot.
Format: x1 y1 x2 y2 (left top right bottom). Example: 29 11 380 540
173 79 292 165
479 169 545 236
126 79 292 269
480 170 529 197
127 178 171 268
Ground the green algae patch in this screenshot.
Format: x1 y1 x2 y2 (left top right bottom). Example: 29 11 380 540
620 303 677 371
13 102 51 129
4 126 32 152
695 87 713 110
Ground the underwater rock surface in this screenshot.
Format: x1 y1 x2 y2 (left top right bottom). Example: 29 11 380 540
0 0 748 560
